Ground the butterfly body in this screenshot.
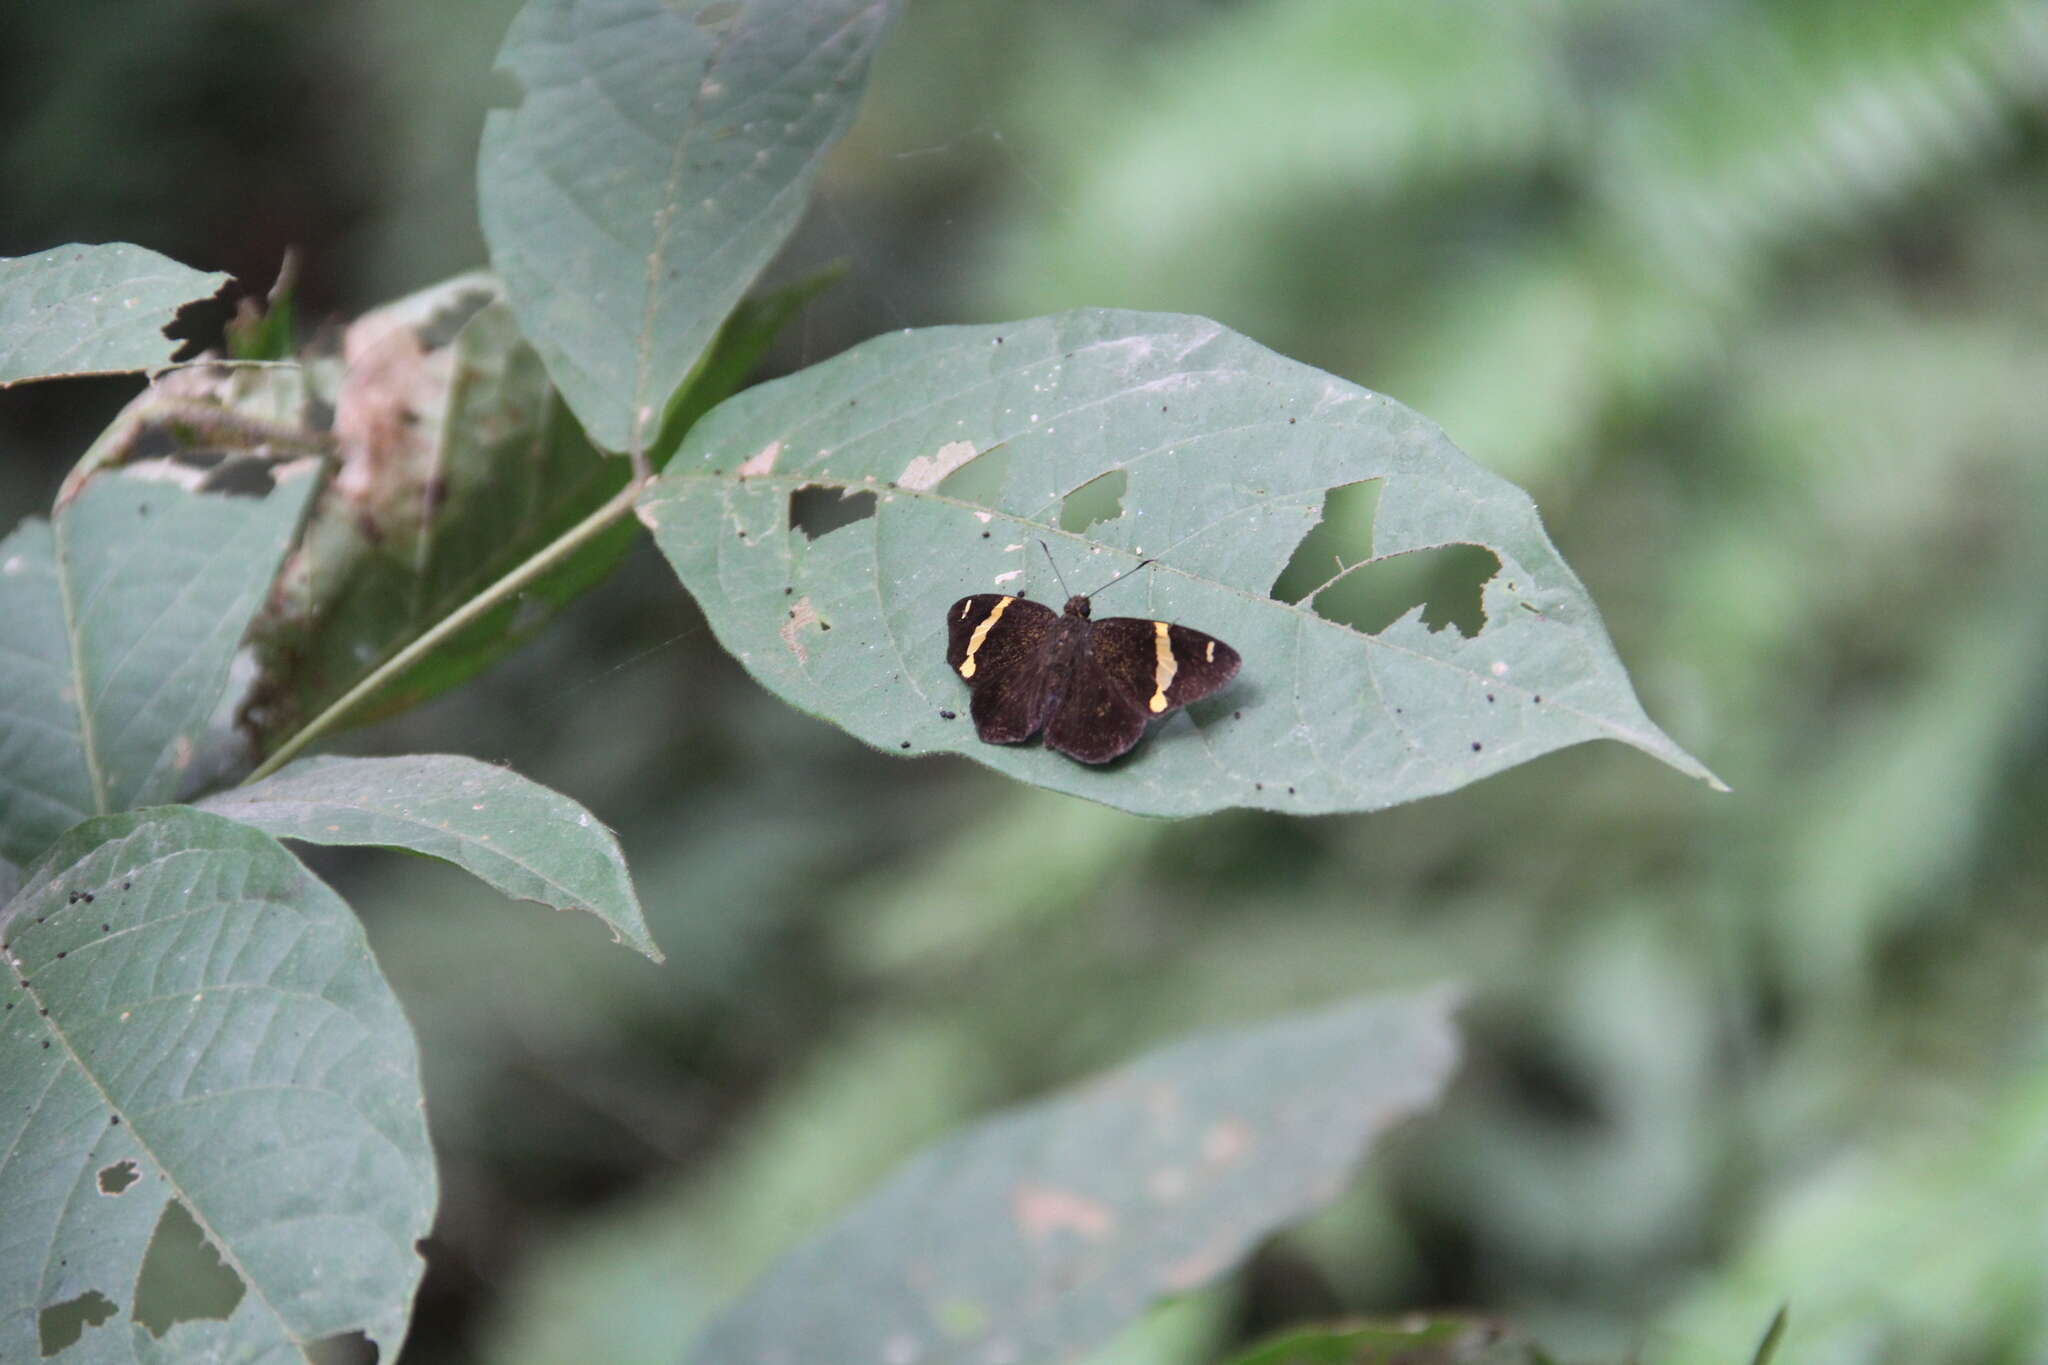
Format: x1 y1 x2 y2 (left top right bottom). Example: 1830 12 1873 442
946 591 1240 764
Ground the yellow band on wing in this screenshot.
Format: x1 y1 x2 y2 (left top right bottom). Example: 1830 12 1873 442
1149 620 1177 712
959 596 1013 679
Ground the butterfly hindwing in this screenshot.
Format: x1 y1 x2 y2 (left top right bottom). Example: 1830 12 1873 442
947 594 1063 744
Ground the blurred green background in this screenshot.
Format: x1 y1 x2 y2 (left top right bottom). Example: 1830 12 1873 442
6 1 2048 1361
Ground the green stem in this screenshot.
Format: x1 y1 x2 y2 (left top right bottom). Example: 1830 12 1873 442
243 474 649 784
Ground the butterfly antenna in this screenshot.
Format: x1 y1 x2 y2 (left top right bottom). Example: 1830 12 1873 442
1085 556 1157 601
1038 540 1073 598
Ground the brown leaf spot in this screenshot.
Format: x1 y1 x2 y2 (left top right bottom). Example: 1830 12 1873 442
779 595 820 665
897 439 978 491
1012 1183 1115 1243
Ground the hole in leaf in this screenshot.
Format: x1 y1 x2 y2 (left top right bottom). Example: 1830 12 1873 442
1270 480 1381 605
1059 469 1126 533
98 1159 140 1195
308 1329 380 1364
39 1289 117 1356
133 1200 245 1337
788 485 876 541
1311 544 1500 637
931 439 1013 505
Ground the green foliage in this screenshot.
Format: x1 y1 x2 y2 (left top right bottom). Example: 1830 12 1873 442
0 807 435 1360
688 990 1460 1365
0 452 316 864
0 243 227 385
477 0 901 455
197 754 658 961
643 310 1713 814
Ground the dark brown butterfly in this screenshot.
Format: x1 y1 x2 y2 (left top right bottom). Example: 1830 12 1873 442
945 551 1241 764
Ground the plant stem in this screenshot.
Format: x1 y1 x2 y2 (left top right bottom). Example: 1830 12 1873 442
242 474 648 784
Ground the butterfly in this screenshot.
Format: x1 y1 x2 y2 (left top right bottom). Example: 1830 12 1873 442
946 549 1241 764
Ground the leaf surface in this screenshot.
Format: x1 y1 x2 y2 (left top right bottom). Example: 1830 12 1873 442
0 244 229 386
639 310 1720 816
240 274 629 748
687 987 1461 1365
198 754 659 961
478 0 899 454
0 460 316 866
0 807 434 1361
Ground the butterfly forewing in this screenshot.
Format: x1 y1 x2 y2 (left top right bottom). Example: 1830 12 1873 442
948 594 1063 744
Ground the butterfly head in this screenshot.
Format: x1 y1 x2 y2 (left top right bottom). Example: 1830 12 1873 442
1064 595 1094 619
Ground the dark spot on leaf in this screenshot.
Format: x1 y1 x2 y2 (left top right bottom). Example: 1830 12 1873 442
900 741 911 750
38 1288 117 1355
122 881 130 890
784 586 793 595
1288 786 1296 794
55 952 65 960
1232 710 1241 720
99 1159 141 1194
1533 695 1543 704
789 484 876 541
1471 742 1483 752
135 1200 246 1337
1486 694 1495 703
940 710 957 720
82 893 92 903
102 924 109 933
1059 468 1126 533
139 504 150 517
110 1115 121 1124
981 531 990 539
1254 783 1264 791
995 336 1005 344
41 1040 49 1048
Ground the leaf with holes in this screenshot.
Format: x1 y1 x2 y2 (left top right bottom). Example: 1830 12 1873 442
0 243 229 387
687 987 1460 1365
638 309 1721 816
478 0 900 455
0 807 435 1361
0 456 318 867
197 754 661 961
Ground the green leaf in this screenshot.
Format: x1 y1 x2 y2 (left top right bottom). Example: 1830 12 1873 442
241 273 630 749
0 457 318 867
639 310 1720 816
1226 1317 1548 1365
196 754 660 962
478 0 900 455
0 807 434 1360
0 243 230 386
685 987 1462 1365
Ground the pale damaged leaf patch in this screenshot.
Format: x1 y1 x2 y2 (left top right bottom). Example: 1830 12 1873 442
686 987 1462 1365
779 595 822 665
641 310 1721 817
898 438 980 491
